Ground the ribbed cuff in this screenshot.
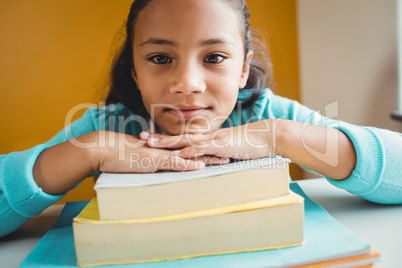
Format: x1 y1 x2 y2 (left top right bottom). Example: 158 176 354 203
0 144 66 217
326 122 385 196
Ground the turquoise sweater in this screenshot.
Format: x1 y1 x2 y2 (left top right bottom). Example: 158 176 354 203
1 89 401 237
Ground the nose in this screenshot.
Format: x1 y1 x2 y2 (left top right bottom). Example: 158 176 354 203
169 61 206 95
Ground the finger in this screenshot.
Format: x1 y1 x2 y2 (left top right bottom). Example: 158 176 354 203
140 131 180 147
176 142 228 159
195 155 231 166
157 155 205 172
148 133 210 149
139 131 150 141
148 134 185 149
140 132 167 141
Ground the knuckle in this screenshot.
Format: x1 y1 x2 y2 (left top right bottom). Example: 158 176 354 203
170 155 180 169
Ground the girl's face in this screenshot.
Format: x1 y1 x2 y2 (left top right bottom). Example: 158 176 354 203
132 0 252 135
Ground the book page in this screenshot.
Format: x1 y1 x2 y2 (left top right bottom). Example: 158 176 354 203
95 158 290 189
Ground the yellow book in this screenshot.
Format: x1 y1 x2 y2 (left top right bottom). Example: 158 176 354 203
73 191 304 267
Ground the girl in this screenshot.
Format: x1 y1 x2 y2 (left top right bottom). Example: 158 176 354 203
1 0 401 238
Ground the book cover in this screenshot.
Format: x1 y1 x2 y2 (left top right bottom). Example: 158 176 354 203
19 183 379 268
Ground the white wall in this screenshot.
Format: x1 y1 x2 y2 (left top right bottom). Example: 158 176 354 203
297 0 402 132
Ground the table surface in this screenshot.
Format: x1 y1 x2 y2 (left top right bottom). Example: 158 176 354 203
1 178 401 268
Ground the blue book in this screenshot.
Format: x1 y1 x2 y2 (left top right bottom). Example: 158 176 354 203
19 183 377 268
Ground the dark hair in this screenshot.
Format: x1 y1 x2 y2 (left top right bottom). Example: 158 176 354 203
105 0 273 115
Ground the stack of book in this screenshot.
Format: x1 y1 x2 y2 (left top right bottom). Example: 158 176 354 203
72 158 305 266
20 168 380 267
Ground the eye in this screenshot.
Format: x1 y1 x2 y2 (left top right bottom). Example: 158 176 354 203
148 55 172 64
204 54 226 64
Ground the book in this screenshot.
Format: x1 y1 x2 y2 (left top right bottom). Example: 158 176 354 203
95 158 290 220
73 192 304 266
19 183 380 268
296 249 380 268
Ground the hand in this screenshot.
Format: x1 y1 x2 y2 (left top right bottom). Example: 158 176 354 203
140 120 280 161
93 131 202 173
94 131 229 173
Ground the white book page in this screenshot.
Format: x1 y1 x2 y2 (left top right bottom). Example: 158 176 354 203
95 157 290 189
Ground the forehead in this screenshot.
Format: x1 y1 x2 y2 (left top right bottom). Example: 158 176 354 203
133 0 243 46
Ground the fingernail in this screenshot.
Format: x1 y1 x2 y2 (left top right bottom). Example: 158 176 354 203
149 137 159 144
140 131 150 140
195 161 205 168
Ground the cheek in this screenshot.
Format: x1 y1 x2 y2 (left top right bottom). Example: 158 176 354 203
212 84 238 115
133 58 161 89
212 65 243 99
135 72 164 103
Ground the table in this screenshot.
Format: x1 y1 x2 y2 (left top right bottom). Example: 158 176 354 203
1 178 401 267
299 179 402 267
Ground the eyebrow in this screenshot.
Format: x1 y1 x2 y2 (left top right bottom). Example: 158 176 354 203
139 38 176 47
200 38 235 47
139 38 234 47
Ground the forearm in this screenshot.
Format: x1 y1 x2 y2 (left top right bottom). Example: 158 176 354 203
33 132 100 195
276 119 357 180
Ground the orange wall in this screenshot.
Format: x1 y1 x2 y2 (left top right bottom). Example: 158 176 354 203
0 0 300 203
0 0 133 202
247 0 302 180
248 0 300 101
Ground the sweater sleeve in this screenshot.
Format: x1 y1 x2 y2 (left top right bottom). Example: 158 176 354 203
0 144 63 237
325 122 402 204
0 107 102 237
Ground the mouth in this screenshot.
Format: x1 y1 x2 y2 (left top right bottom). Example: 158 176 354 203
164 104 211 120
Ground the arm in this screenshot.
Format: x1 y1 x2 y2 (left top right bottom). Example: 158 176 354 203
0 107 102 237
32 132 98 195
0 130 210 237
276 119 357 181
33 131 208 195
0 106 101 237
0 103 224 237
324 122 402 204
141 84 402 204
0 144 62 237
142 119 402 204
142 119 356 180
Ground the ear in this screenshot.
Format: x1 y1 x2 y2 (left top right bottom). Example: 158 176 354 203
239 51 254 89
131 68 139 87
